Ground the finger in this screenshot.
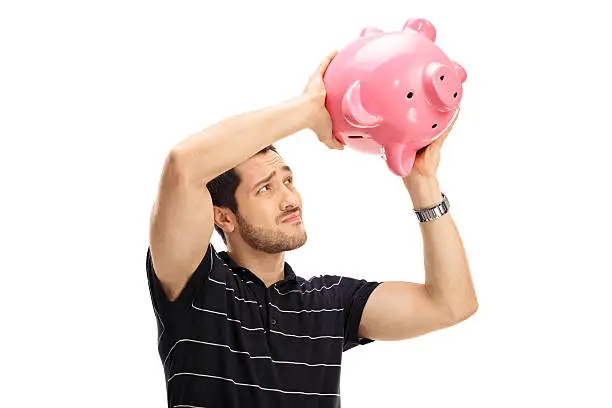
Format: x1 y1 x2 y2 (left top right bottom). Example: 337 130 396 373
453 106 461 120
317 50 338 75
433 131 449 148
447 108 460 130
437 109 460 141
446 110 459 130
318 133 343 150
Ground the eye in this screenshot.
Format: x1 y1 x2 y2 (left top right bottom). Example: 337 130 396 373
407 92 414 99
257 184 270 194
284 177 293 185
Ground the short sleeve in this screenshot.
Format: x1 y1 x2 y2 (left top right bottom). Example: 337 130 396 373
336 276 382 352
146 243 217 321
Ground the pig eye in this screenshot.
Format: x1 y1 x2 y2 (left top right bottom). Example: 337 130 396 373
407 92 414 99
432 124 438 128
440 75 445 81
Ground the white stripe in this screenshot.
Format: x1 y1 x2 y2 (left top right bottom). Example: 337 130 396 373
299 275 319 286
276 277 342 295
234 274 254 284
214 252 252 283
191 306 226 316
149 243 215 345
208 276 225 285
213 251 228 264
147 253 167 344
269 302 343 314
153 306 165 343
147 279 165 343
168 371 340 396
271 359 340 367
164 338 341 368
208 274 260 304
174 405 206 408
190 303 265 332
190 303 342 338
269 329 343 340
230 291 258 304
226 317 263 330
164 338 268 366
213 251 263 286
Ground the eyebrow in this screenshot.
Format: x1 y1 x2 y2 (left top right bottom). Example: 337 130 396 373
253 165 292 190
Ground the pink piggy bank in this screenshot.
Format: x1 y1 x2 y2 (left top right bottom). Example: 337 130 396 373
323 18 466 176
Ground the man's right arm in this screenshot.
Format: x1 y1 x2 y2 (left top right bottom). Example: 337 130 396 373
148 52 340 301
149 94 319 301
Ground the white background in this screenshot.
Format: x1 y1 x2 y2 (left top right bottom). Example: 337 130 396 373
1 0 611 406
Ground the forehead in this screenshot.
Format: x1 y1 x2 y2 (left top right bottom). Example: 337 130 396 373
236 150 289 186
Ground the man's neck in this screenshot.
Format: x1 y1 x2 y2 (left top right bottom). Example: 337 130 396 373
227 244 285 288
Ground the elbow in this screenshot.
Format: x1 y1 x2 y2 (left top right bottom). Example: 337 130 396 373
166 147 210 186
450 301 479 323
165 148 189 177
167 147 195 175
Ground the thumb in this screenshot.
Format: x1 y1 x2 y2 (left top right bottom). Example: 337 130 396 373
317 49 339 76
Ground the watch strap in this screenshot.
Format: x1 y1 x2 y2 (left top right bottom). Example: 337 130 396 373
413 192 450 222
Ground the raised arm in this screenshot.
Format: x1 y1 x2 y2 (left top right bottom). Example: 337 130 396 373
358 114 478 341
148 51 340 301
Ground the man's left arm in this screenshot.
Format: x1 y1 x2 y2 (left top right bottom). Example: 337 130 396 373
359 176 478 341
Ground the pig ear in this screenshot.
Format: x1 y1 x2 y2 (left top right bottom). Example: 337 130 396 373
342 81 383 128
360 27 384 37
453 61 467 82
383 144 416 177
402 18 436 42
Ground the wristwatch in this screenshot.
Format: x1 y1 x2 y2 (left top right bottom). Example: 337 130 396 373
413 192 450 222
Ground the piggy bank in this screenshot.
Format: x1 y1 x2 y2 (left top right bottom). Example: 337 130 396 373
323 18 466 176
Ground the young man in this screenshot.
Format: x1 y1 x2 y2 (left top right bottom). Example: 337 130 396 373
146 51 478 408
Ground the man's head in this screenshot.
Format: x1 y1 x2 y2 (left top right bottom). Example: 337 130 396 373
206 145 307 253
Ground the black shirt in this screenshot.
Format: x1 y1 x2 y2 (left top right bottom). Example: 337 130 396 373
146 243 381 408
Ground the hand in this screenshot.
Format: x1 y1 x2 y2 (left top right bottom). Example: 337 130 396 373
303 50 344 150
403 108 460 184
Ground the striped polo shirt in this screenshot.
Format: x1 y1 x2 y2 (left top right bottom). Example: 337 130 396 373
146 242 381 408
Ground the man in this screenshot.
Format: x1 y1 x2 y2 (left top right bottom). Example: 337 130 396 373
146 50 478 408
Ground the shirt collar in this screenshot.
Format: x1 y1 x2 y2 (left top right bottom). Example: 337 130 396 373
218 251 297 285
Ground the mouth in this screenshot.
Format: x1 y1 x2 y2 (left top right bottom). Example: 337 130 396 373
280 211 301 223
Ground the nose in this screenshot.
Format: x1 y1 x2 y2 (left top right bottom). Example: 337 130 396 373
280 186 300 211
423 62 463 111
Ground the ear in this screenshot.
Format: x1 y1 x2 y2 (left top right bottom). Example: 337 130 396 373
213 206 236 235
453 61 467 82
383 143 416 177
360 27 384 37
402 18 436 42
342 81 383 128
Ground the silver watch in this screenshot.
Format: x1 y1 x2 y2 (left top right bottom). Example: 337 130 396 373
413 193 450 222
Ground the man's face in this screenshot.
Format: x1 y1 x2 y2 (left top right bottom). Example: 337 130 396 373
232 151 306 253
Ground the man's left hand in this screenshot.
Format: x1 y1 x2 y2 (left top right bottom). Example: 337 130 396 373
403 108 460 184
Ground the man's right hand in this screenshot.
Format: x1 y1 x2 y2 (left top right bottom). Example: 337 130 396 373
303 50 344 150
149 50 346 302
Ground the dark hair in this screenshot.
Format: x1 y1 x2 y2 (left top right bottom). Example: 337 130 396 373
206 145 279 243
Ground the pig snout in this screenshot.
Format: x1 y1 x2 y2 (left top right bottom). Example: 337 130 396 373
423 62 465 112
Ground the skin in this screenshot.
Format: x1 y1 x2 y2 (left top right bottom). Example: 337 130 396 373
149 51 339 302
214 150 307 288
149 48 477 345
